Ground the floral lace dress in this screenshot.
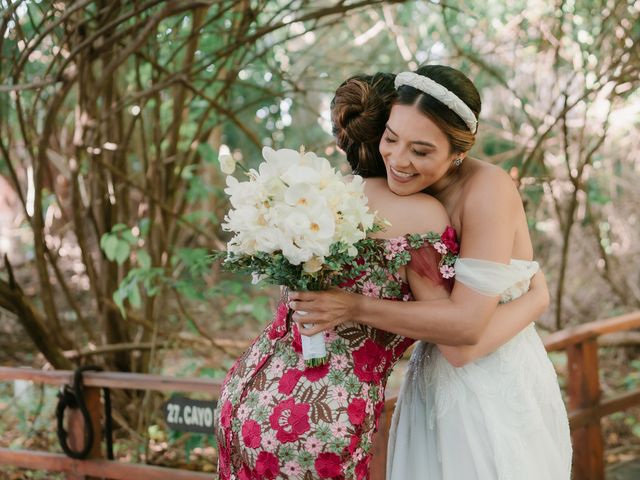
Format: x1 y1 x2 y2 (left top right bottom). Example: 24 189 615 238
215 230 455 480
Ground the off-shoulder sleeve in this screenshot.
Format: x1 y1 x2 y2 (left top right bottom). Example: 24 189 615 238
454 258 539 296
407 244 454 292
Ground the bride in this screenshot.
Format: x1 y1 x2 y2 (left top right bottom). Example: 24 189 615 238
289 65 572 479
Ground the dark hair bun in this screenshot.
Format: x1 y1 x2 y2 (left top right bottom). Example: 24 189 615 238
330 73 396 177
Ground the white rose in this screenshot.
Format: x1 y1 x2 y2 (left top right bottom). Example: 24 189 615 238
303 256 324 273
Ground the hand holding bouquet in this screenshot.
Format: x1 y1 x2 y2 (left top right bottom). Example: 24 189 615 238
216 146 380 367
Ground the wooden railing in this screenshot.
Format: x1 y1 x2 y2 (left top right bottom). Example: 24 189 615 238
370 310 640 480
0 368 222 479
2 310 639 479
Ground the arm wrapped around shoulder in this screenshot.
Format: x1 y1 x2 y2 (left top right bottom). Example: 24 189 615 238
407 245 455 292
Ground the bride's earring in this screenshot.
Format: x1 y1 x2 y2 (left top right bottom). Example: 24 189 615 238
454 157 463 167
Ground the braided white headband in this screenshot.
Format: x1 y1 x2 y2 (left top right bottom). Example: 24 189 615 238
394 71 478 133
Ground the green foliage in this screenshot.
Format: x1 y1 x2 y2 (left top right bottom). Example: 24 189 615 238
216 237 379 292
100 224 137 265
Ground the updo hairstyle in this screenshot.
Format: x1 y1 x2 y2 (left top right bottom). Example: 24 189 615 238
330 72 396 177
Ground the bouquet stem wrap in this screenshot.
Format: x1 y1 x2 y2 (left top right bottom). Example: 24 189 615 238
296 310 327 367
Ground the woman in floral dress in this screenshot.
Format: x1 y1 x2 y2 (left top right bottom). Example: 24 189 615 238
215 173 456 479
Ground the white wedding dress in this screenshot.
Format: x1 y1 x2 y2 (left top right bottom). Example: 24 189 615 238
387 258 572 480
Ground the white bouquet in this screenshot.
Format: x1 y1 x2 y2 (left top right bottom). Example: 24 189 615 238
216 146 380 367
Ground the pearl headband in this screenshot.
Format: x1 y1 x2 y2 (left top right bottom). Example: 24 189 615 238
394 71 478 133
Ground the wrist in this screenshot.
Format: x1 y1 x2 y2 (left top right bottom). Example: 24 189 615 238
351 292 369 325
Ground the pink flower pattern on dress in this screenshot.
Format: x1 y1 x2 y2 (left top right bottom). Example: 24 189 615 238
261 430 278 452
330 420 349 438
384 236 409 260
360 280 381 298
305 436 323 455
433 241 448 254
440 264 456 279
215 229 456 479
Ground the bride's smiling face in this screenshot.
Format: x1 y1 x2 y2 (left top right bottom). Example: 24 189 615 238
379 104 459 195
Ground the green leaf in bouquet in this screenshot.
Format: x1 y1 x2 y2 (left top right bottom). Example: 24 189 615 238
384 282 401 298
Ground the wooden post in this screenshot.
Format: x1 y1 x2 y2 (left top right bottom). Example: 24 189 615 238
66 386 103 480
567 338 604 480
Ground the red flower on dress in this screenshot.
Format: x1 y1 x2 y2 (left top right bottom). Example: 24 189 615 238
268 303 289 340
339 258 366 288
255 451 280 479
441 225 459 254
374 400 385 418
347 398 367 426
355 457 370 480
374 400 386 430
304 362 330 382
219 400 233 429
338 276 357 288
241 419 261 449
393 337 414 358
278 369 303 395
269 398 311 443
237 464 253 480
352 339 389 382
315 452 343 478
217 444 231 479
346 434 360 454
291 324 302 354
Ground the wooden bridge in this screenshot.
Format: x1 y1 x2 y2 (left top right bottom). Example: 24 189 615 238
1 310 639 479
